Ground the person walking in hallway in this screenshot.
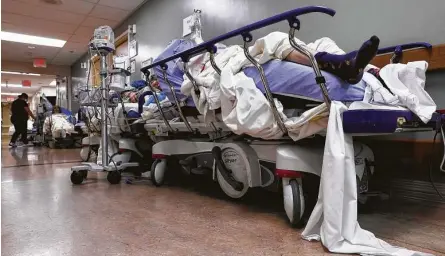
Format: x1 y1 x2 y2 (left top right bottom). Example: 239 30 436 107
9 93 36 147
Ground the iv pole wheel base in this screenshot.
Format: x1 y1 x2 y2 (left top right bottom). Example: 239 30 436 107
283 179 305 228
107 171 122 184
70 171 84 185
151 159 167 187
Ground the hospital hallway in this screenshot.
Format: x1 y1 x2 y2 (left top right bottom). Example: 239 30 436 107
1 143 444 256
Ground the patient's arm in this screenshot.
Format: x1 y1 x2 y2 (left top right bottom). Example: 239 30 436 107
284 36 380 84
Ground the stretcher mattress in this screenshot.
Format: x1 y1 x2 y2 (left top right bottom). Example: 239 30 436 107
243 60 366 102
153 39 367 107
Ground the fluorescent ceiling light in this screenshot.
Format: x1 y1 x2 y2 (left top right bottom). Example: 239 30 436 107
1 92 21 96
0 31 66 48
1 83 22 88
49 80 57 86
1 71 41 76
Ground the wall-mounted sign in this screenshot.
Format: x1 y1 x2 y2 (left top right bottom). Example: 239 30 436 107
183 14 194 36
22 80 32 87
130 59 136 73
129 40 138 58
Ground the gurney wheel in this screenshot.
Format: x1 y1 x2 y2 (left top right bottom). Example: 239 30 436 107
151 159 167 187
215 146 250 199
80 170 88 179
283 179 305 228
70 171 84 185
107 171 121 184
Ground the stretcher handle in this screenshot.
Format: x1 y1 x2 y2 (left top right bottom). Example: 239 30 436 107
377 42 432 55
138 90 153 114
140 6 336 73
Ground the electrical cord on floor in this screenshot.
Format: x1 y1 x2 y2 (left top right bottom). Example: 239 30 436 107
429 130 445 200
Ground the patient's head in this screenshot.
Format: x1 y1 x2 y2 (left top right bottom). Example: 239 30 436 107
53 105 61 114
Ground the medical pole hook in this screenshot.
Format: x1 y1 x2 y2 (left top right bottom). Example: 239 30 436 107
241 32 287 134
288 26 331 109
161 66 193 133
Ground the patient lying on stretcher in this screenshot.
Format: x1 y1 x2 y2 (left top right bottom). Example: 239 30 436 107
156 32 382 107
43 105 75 138
152 31 434 140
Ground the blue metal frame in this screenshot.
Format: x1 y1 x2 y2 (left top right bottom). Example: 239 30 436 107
377 42 432 55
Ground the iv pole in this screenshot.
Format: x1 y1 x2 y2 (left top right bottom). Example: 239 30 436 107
100 54 109 166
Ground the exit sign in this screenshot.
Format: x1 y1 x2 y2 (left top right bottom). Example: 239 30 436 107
33 58 47 68
22 80 31 87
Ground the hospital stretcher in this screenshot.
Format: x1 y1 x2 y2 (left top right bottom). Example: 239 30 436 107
43 108 83 149
138 6 445 226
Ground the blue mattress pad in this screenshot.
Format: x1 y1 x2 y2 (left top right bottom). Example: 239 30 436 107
343 109 442 133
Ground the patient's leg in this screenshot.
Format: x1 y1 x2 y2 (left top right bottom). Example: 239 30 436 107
285 36 380 84
285 50 312 66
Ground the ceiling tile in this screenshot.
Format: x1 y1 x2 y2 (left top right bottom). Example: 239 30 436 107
89 4 129 21
62 42 89 53
73 26 96 38
81 16 119 28
68 35 91 45
2 0 86 26
13 0 96 15
1 41 61 62
51 50 84 65
2 41 60 59
2 13 79 34
97 0 145 11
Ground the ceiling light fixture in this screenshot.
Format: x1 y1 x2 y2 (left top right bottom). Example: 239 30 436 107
28 46 36 49
1 92 21 96
0 31 66 48
1 83 23 88
1 71 41 76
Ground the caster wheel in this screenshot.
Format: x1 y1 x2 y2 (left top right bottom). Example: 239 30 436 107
283 179 305 228
107 171 121 184
151 159 167 187
216 146 249 199
70 171 84 185
80 170 88 179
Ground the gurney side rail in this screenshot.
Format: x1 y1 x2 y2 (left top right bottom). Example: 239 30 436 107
377 42 432 64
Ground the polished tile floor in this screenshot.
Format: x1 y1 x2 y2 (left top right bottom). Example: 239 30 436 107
1 143 444 255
